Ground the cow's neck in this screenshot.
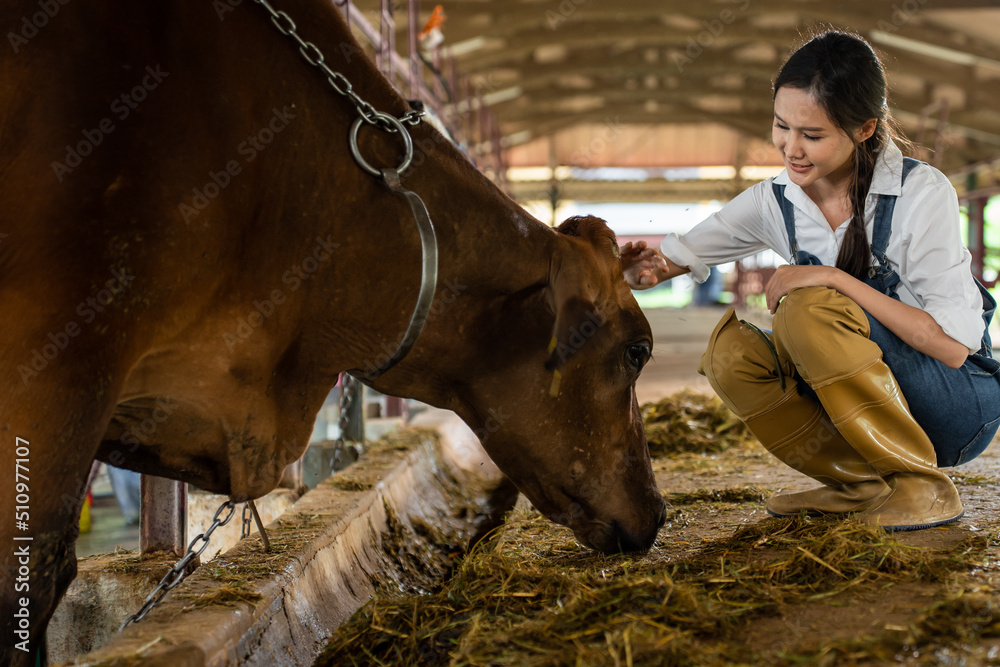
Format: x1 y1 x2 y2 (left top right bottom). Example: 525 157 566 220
214 1 558 408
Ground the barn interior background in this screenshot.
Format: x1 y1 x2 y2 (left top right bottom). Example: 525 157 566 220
318 0 1000 309
67 1 1000 665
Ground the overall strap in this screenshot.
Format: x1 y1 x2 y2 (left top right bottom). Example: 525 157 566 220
867 157 923 287
870 157 923 256
773 181 833 266
772 182 799 258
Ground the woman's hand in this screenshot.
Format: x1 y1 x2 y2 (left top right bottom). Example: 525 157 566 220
621 240 668 290
765 264 842 313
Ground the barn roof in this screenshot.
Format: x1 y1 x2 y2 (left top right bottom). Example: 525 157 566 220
349 0 1000 200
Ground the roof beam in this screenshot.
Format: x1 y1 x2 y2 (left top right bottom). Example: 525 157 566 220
503 108 773 145
454 23 791 72
508 177 765 204
390 0 1000 43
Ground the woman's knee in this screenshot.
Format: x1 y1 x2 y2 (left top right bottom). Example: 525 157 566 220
773 287 866 342
773 287 879 382
698 308 791 418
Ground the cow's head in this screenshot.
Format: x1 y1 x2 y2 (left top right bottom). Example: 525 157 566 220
447 215 666 554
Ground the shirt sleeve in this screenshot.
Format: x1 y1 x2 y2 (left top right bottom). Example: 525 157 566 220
660 181 773 283
896 176 985 353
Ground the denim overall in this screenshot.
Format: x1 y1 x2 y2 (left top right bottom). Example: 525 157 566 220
772 157 1000 467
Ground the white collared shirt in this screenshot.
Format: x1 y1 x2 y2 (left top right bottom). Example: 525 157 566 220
660 141 986 353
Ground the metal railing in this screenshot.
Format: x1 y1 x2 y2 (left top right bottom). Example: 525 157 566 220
340 0 508 188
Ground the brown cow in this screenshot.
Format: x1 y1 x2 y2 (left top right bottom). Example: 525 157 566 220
0 0 665 662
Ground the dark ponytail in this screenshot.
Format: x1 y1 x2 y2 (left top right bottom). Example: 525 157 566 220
773 31 911 280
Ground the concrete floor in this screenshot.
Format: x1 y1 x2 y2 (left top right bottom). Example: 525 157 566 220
635 303 770 404
75 477 139 557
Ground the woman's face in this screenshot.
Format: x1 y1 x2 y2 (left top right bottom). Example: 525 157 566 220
772 86 868 191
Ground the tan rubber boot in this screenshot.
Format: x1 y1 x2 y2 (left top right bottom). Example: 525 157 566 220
812 361 963 530
774 286 963 531
699 309 890 517
747 387 891 517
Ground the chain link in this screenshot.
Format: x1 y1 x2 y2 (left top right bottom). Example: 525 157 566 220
119 500 237 631
334 372 355 470
253 0 423 131
241 502 252 540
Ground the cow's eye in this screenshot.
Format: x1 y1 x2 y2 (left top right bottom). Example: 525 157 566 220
625 342 651 372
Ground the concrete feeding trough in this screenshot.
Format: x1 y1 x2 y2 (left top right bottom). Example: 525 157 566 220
52 408 517 666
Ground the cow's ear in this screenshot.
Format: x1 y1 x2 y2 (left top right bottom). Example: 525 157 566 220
545 293 599 372
544 256 604 374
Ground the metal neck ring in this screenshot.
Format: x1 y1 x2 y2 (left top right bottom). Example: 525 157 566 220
349 112 414 178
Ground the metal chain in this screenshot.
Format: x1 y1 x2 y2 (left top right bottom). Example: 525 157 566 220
334 372 355 470
241 502 252 540
119 500 237 631
253 0 424 131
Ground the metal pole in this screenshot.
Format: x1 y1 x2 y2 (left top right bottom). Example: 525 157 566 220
278 458 303 489
969 195 986 283
431 45 444 102
334 0 350 27
933 99 950 169
408 0 422 99
447 54 459 137
384 396 407 419
464 76 476 164
248 500 271 553
549 136 559 225
139 475 186 557
378 0 393 80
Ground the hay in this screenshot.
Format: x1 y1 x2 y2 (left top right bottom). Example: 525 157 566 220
950 471 997 487
666 487 769 506
365 427 440 454
203 512 326 589
794 585 1000 665
315 508 986 667
313 390 996 666
330 477 373 492
641 389 756 456
178 583 264 610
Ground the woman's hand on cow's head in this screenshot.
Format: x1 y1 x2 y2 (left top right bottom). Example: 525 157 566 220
620 241 668 290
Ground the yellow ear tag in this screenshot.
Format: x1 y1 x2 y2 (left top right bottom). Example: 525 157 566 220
548 336 558 354
549 369 562 397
